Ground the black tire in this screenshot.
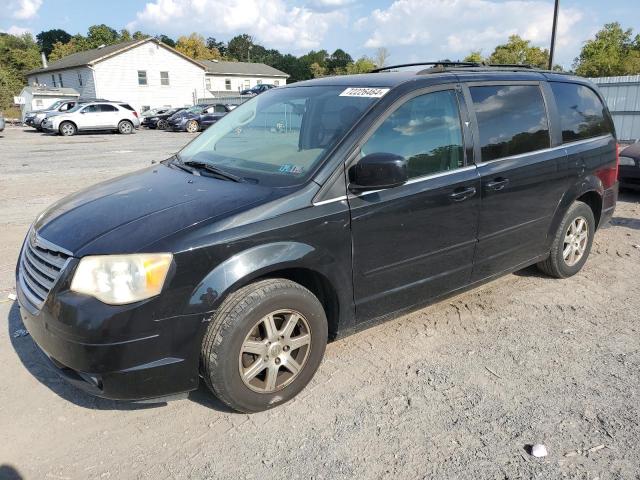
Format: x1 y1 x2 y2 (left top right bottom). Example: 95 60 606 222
201 278 328 413
537 201 595 278
186 120 199 133
157 119 167 130
118 120 134 134
58 121 76 136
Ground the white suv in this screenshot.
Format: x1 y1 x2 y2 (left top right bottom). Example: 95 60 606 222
42 102 141 136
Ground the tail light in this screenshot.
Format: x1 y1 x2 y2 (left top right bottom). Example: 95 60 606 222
596 143 619 189
133 111 139 118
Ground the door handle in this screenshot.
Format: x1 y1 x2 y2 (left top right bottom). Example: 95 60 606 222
485 177 509 191
449 186 477 202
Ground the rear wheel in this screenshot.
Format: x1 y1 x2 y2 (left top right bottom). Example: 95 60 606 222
157 119 167 129
118 120 134 134
537 201 595 278
59 121 76 136
201 278 328 413
186 120 199 133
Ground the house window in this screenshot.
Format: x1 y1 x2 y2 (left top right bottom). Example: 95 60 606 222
206 78 211 90
274 80 280 86
58 74 64 87
77 71 83 86
51 74 56 87
160 71 170 86
225 79 231 90
35 99 43 107
138 70 147 86
244 79 250 88
257 79 262 85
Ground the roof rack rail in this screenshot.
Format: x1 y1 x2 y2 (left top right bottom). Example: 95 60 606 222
372 61 538 74
371 61 480 73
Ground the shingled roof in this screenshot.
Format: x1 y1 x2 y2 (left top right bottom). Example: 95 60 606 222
28 38 205 75
200 60 289 77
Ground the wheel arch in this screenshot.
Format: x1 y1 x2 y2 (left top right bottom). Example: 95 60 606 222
547 174 604 248
186 242 348 340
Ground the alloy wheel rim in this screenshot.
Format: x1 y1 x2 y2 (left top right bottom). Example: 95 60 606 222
62 124 73 135
238 309 312 393
563 216 588 266
187 121 197 132
121 122 131 133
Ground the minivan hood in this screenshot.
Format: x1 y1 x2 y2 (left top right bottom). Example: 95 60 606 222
34 164 275 255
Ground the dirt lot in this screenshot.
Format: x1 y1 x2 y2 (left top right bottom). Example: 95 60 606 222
1 126 639 480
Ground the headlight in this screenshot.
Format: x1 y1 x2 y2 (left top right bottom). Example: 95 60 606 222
71 253 172 304
619 156 636 166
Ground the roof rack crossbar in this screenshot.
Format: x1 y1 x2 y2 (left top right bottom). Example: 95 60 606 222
370 61 480 73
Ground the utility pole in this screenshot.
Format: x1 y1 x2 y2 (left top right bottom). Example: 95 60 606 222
548 0 560 70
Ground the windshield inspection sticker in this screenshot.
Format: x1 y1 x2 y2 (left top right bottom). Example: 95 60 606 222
339 87 390 98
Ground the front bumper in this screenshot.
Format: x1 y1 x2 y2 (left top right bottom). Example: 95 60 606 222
619 165 640 189
16 259 205 401
167 119 188 131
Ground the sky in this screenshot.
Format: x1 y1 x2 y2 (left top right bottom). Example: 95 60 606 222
1 0 639 69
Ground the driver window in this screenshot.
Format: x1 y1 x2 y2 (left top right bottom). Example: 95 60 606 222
362 90 464 179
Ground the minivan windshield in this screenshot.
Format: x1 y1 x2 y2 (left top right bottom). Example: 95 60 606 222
178 86 380 187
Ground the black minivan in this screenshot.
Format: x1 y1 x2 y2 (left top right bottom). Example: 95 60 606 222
16 63 618 412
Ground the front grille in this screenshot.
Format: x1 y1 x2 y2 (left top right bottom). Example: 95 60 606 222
18 232 71 309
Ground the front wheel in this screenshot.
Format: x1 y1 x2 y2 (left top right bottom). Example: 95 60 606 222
118 120 134 134
156 119 167 129
59 121 76 136
537 201 595 278
186 120 199 133
201 278 328 413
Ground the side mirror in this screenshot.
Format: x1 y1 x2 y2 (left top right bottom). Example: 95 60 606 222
348 152 408 193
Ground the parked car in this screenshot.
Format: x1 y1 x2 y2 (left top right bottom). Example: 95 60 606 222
141 107 185 129
619 143 640 190
166 104 231 132
24 99 79 131
16 64 618 413
240 84 276 96
41 101 140 136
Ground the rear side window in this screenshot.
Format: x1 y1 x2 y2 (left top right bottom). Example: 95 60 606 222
214 105 227 113
119 104 134 111
362 90 464 179
99 104 118 112
470 85 550 161
550 82 612 143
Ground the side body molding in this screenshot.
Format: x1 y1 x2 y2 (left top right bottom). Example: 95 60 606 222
187 242 315 313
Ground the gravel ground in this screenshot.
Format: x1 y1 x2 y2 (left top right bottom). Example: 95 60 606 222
1 126 639 480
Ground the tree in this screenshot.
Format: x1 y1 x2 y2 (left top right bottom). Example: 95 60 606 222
206 37 226 56
374 47 390 68
327 48 352 74
345 57 376 74
156 34 176 48
132 31 149 40
464 50 484 64
175 33 219 60
0 32 41 109
309 62 327 77
36 29 71 57
49 36 87 61
574 22 640 77
227 34 254 61
86 24 119 48
488 35 549 68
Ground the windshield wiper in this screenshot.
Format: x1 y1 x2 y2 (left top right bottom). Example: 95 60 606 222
182 160 244 183
166 155 200 175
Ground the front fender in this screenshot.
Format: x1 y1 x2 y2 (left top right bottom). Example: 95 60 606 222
185 242 316 314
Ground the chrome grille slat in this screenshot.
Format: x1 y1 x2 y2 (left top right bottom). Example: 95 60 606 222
21 256 54 290
17 231 72 309
25 247 60 279
28 244 67 269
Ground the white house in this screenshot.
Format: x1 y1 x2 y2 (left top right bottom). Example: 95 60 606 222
26 38 207 113
17 86 79 118
201 60 289 94
26 38 291 112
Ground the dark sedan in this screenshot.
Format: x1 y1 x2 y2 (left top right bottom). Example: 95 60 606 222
619 143 640 190
166 104 231 133
240 84 276 96
141 107 185 129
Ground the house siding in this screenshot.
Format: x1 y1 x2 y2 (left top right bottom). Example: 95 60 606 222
205 74 287 93
93 42 205 111
27 67 96 99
